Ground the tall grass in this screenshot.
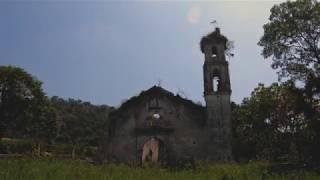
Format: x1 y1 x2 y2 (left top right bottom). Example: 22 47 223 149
0 159 318 180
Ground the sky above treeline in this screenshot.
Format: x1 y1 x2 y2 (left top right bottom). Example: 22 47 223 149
0 1 283 106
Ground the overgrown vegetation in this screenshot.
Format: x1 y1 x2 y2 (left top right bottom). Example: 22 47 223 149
51 97 112 147
232 82 318 162
0 66 112 158
0 138 97 159
234 0 320 163
0 159 319 180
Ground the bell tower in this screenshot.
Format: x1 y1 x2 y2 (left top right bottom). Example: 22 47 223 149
200 28 232 161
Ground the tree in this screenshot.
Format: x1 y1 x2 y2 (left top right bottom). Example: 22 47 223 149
26 96 57 143
258 0 320 162
233 83 308 161
0 66 40 138
51 97 111 158
258 0 320 83
233 84 279 161
0 66 57 145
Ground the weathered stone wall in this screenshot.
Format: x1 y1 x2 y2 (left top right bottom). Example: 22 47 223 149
202 28 233 161
205 94 232 161
104 92 206 164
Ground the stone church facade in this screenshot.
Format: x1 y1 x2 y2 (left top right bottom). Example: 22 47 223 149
99 28 232 164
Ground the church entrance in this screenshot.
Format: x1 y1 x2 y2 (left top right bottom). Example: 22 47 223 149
142 138 166 164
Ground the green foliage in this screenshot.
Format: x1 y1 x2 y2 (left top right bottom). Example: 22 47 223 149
51 97 112 147
258 0 320 82
232 83 309 162
0 159 318 180
0 139 33 155
258 0 320 162
0 66 111 153
0 66 57 142
25 97 57 144
0 138 97 158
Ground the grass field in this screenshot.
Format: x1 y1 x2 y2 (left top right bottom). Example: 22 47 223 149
0 158 319 180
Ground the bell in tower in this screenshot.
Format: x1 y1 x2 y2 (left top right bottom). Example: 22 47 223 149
200 27 232 161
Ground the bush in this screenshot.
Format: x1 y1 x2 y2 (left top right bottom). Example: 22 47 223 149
0 138 97 158
0 139 33 154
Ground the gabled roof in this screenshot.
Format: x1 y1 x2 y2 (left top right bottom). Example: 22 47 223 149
107 86 205 136
115 85 204 112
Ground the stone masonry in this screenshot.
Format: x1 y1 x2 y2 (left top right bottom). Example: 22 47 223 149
99 28 232 164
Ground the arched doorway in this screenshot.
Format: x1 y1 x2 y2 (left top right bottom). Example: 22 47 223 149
142 138 166 164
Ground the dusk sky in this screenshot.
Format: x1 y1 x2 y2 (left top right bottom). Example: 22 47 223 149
0 1 283 106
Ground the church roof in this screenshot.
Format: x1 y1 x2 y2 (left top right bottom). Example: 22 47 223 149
105 85 205 137
109 86 204 119
118 85 203 111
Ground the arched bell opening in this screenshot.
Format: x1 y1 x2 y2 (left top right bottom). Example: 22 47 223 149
212 76 220 93
211 46 217 58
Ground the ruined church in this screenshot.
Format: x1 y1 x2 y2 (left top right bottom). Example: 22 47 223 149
100 28 232 164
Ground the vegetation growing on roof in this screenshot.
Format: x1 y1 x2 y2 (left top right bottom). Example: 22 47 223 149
108 86 204 123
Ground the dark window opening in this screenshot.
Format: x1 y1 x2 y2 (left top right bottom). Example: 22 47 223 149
148 98 162 111
211 46 217 57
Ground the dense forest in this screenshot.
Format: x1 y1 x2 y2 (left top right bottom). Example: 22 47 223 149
51 97 112 147
0 66 113 157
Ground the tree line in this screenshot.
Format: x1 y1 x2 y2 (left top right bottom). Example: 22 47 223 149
0 66 112 150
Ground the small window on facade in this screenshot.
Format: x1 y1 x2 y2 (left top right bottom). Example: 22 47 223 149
211 46 217 57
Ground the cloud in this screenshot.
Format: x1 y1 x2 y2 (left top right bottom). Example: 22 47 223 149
187 6 201 25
